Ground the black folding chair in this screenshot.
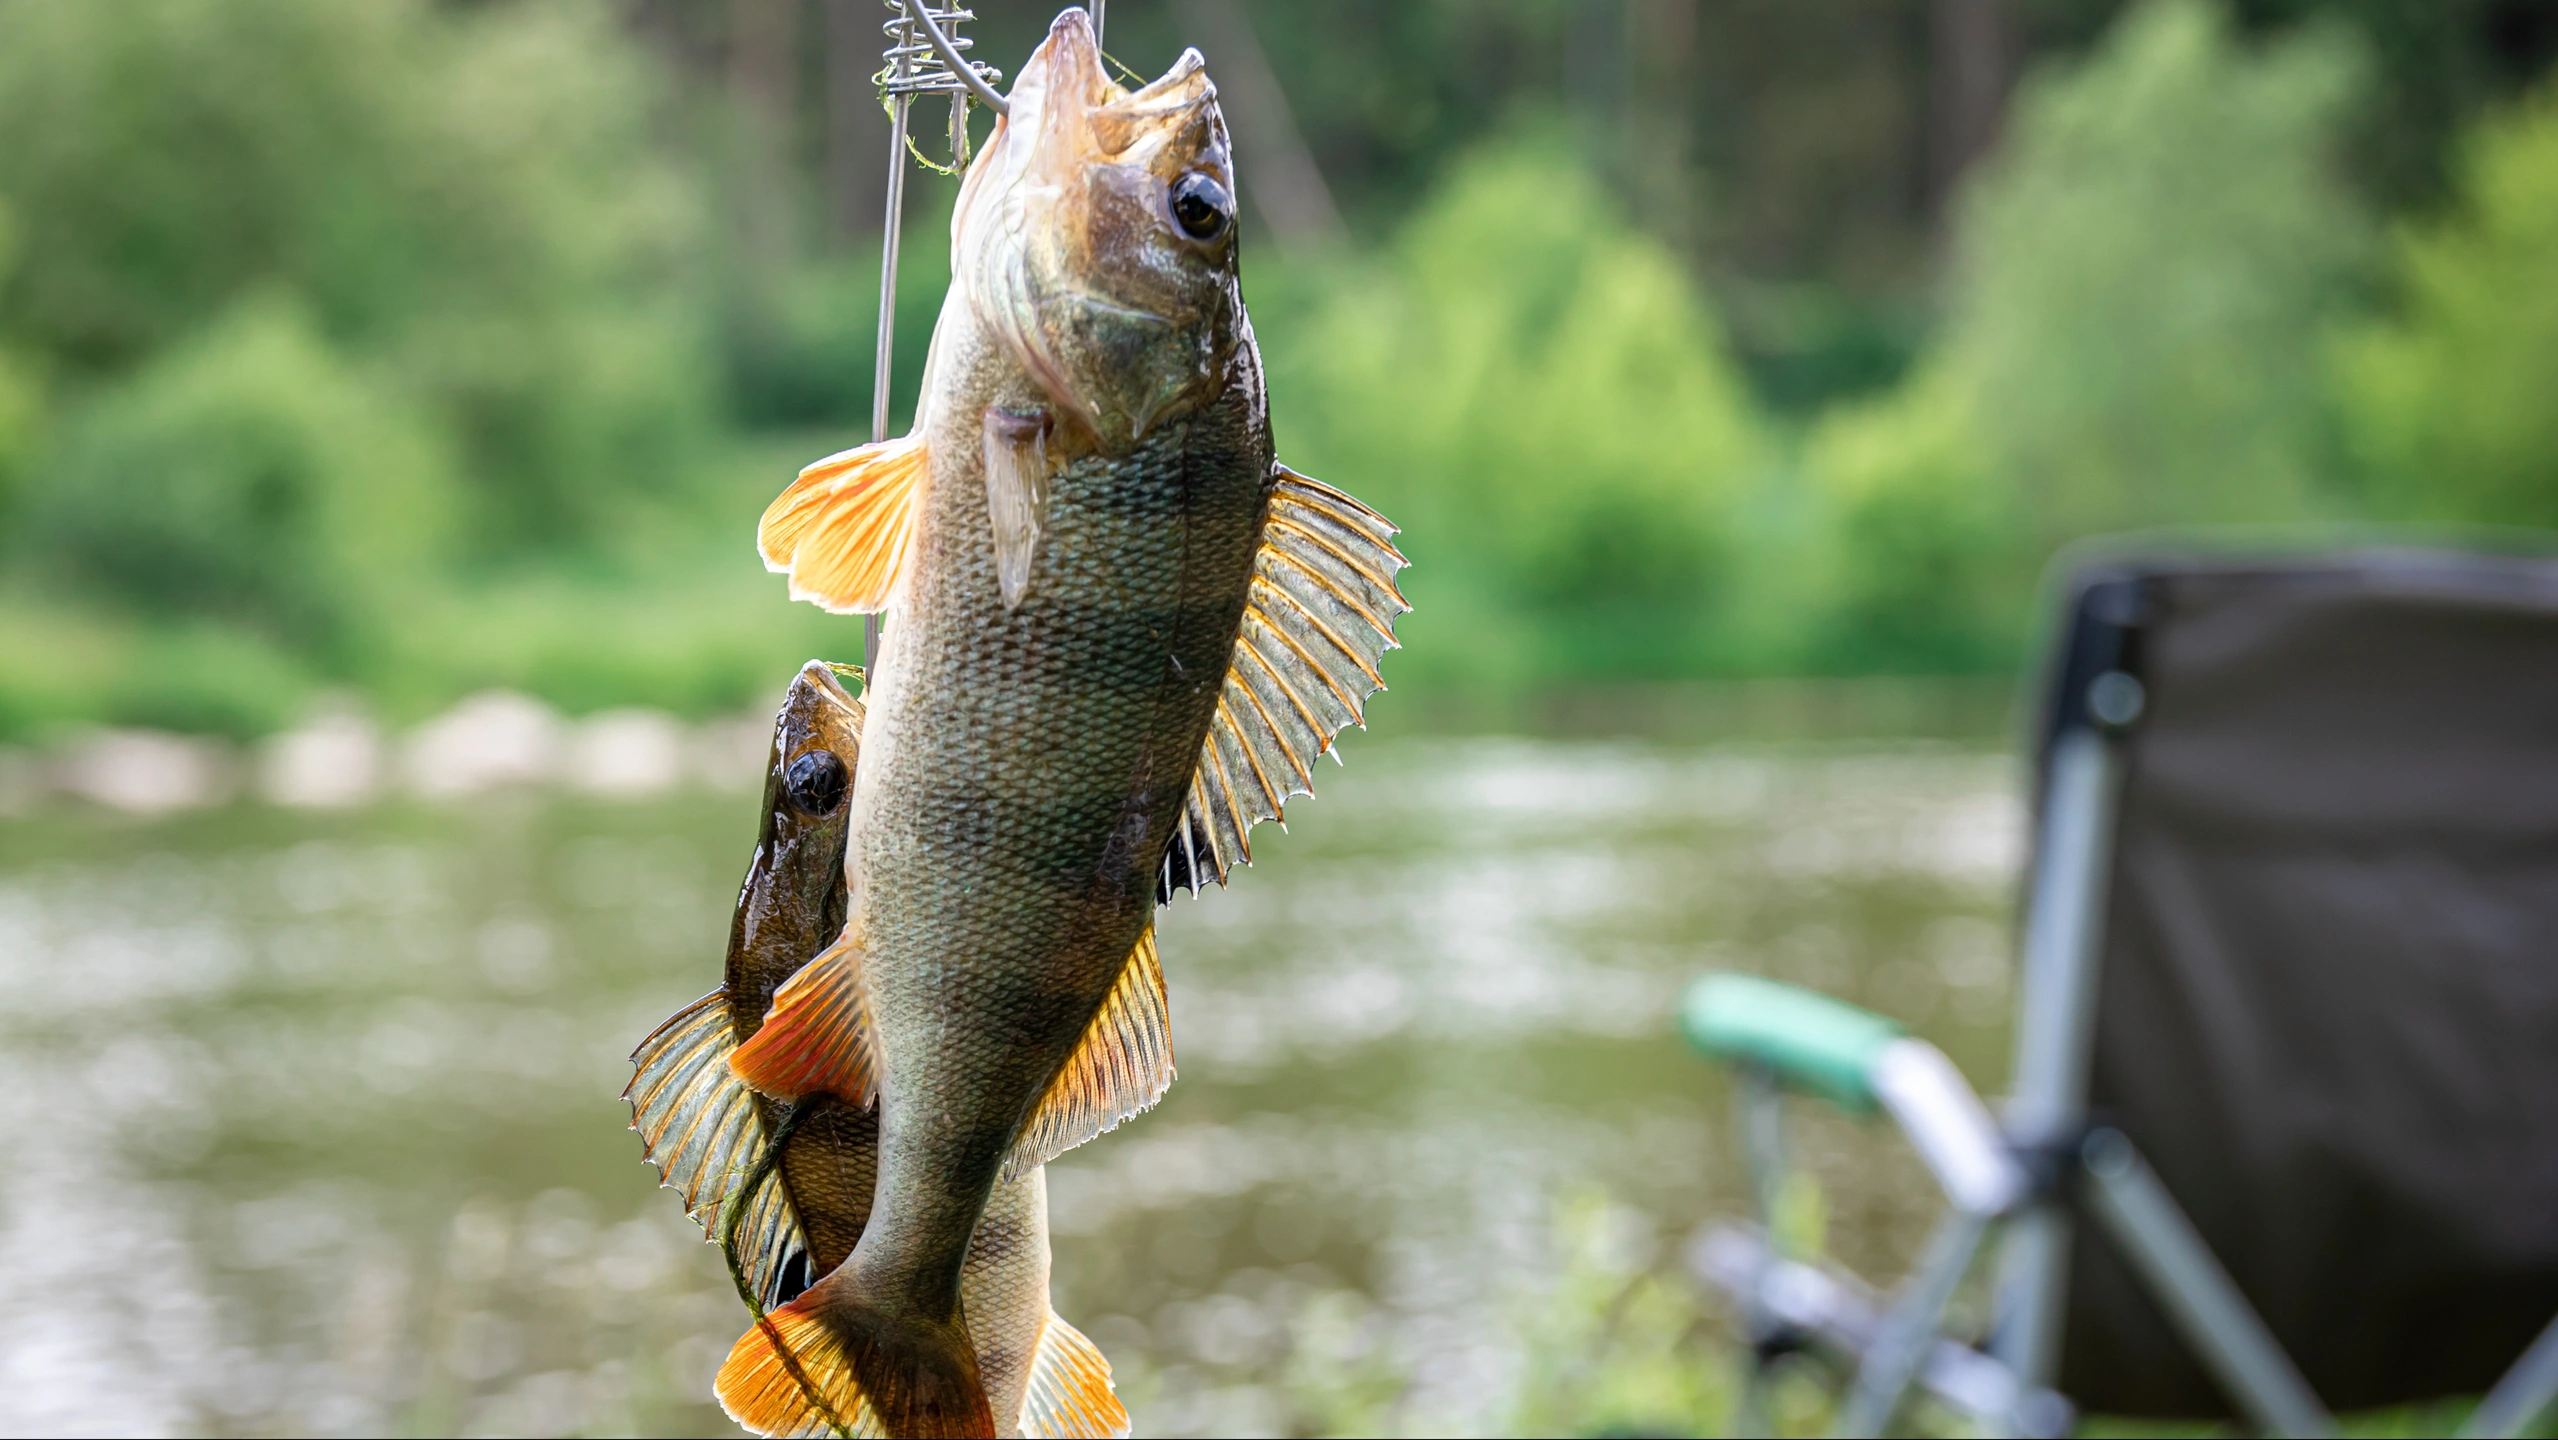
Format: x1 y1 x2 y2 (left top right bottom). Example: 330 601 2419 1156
1687 548 2558 1436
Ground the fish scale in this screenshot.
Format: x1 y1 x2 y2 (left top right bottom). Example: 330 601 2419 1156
722 12 1404 1435
625 661 1131 1439
856 369 1269 1268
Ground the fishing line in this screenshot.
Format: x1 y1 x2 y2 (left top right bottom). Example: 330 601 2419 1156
715 1098 856 1440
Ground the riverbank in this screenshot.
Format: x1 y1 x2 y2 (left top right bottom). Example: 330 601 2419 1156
0 675 2019 820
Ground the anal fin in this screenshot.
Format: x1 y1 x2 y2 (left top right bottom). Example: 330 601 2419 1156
1004 927 1172 1180
731 930 878 1106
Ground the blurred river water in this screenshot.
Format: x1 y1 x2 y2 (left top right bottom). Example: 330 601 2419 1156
0 724 2025 1437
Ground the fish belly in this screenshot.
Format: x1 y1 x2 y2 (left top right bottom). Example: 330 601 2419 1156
851 360 1270 1299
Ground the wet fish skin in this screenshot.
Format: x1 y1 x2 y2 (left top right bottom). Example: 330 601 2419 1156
722 662 879 1284
635 661 1125 1437
727 662 861 1035
719 668 1122 1437
760 14 1259 1435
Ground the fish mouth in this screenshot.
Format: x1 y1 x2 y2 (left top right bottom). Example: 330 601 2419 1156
980 11 1219 212
954 8 1233 446
793 658 862 715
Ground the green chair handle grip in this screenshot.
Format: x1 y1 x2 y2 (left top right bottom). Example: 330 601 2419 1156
1681 972 1903 1111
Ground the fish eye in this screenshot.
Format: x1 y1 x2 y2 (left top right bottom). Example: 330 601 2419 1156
784 751 848 816
1169 172 1232 243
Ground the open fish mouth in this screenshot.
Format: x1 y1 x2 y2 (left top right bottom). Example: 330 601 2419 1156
955 8 1236 450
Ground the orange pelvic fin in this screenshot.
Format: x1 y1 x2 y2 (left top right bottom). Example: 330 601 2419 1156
717 1270 995 1440
1005 926 1172 1180
730 930 877 1107
1021 1314 1130 1439
760 434 930 615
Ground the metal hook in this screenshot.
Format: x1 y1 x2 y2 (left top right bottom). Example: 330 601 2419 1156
906 1 1009 116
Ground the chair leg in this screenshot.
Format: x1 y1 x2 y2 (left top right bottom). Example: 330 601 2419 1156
2461 1308 2558 1439
1735 1065 1787 1437
1830 1211 1987 1438
2079 1129 2333 1439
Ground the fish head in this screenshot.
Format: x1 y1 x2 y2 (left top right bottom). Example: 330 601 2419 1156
725 660 863 1025
765 660 863 861
956 7 1241 452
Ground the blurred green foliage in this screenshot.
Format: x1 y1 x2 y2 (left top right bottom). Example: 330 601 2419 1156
1263 133 1767 687
0 0 2555 740
2342 86 2558 529
1795 0 2376 672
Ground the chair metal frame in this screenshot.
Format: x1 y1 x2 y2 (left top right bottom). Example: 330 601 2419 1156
1688 568 2558 1439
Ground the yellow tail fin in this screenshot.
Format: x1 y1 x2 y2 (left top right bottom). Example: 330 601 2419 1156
716 1296 876 1438
718 1269 995 1440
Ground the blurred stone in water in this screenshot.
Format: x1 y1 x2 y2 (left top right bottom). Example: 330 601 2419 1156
565 709 687 799
689 712 776 794
53 728 237 815
402 691 563 799
259 706 386 810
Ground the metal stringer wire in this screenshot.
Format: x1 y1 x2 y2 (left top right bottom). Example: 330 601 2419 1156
864 2 1005 665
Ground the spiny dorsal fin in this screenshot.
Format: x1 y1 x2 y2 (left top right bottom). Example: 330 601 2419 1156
762 435 930 615
1020 1315 1131 1439
1003 927 1172 1181
1165 467 1408 898
730 930 878 1107
624 988 811 1306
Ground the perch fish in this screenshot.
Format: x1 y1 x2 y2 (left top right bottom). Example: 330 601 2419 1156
728 10 1408 1436
625 661 1126 1437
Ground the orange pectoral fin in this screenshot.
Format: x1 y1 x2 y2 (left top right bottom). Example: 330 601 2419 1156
730 930 878 1107
760 434 930 615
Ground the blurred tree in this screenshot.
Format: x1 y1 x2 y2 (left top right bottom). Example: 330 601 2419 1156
0 0 713 558
2341 84 2558 529
1960 0 2368 541
1806 0 2373 669
30 296 454 656
0 206 37 532
1266 130 1765 682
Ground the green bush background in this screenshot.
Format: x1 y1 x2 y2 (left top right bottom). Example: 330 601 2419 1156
3 0 2557 738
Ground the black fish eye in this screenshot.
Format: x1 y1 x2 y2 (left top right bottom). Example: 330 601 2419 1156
1170 172 1232 242
784 751 848 816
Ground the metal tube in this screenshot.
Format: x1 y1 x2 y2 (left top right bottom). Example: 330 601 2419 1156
2462 1309 2558 1438
2081 1130 2333 1438
1832 1211 1988 1438
871 98 908 450
1991 727 2121 1388
1732 1064 1786 1440
866 81 910 673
